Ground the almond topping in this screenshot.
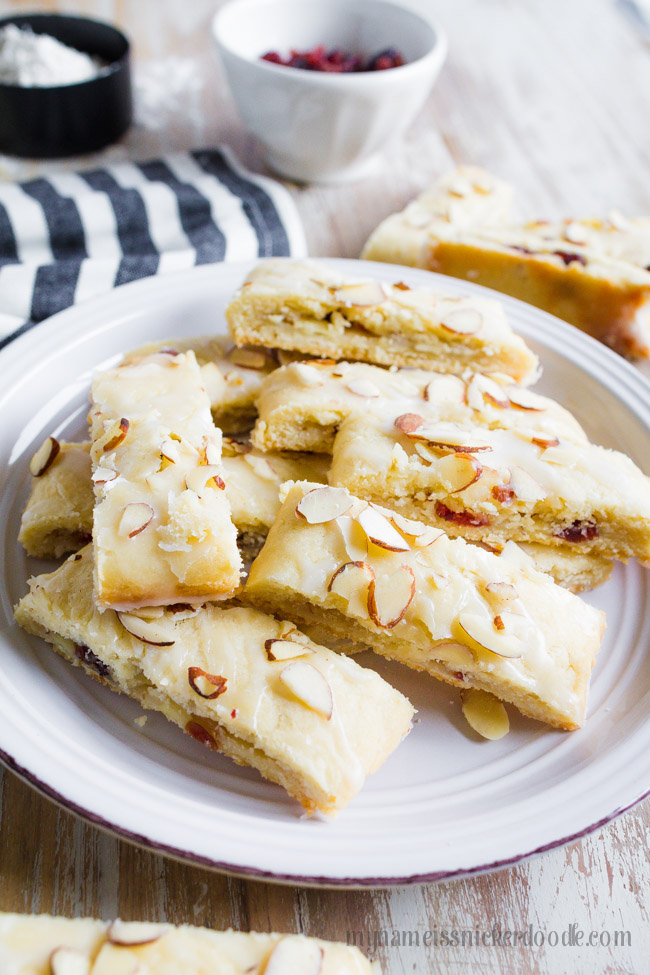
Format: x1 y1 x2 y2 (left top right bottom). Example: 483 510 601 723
346 378 381 398
394 412 424 436
265 638 314 661
296 486 353 523
264 937 324 975
431 641 475 668
485 581 518 605
49 947 89 975
291 362 325 387
244 453 279 481
462 688 510 740
229 347 271 370
531 435 560 449
440 308 483 335
29 436 60 476
107 920 171 946
436 451 483 492
92 467 118 485
103 418 129 452
466 373 510 410
279 662 333 719
457 612 524 658
357 506 410 552
116 612 175 647
118 502 154 538
423 375 466 405
334 280 385 306
188 667 227 699
508 388 545 412
186 465 226 495
368 565 415 628
508 466 547 503
327 561 375 617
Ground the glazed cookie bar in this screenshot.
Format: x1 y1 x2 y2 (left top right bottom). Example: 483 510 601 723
90 350 241 610
15 546 413 816
18 439 329 563
328 404 650 562
226 259 539 383
0 913 379 974
244 483 606 730
124 335 291 433
18 440 92 558
361 165 513 267
251 359 587 454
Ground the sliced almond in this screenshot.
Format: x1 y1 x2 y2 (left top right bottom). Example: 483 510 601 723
264 937 324 975
92 467 118 485
436 452 483 492
118 502 154 538
462 688 510 740
49 947 90 975
291 362 326 387
413 527 446 547
335 280 385 306
466 373 510 410
107 920 171 947
86 945 138 975
485 581 518 605
336 513 369 561
279 662 333 719
440 308 483 335
457 611 524 658
188 666 227 699
202 438 221 466
563 221 588 245
508 466 547 503
423 375 466 405
390 511 432 537
29 436 60 476
346 378 381 398
228 347 271 370
103 418 129 452
531 435 560 449
296 486 353 523
327 560 375 617
117 612 175 647
357 506 410 552
265 638 314 662
394 412 424 436
508 388 546 412
430 641 475 668
368 564 415 628
186 465 226 495
244 453 279 481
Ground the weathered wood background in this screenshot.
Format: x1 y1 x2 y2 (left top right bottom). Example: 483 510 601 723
1 0 649 972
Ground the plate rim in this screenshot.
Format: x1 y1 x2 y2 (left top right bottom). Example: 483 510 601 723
1 258 650 888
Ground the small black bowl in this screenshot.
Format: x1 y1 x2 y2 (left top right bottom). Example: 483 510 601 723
0 13 132 158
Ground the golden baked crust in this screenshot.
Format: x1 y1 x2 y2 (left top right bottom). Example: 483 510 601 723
15 547 413 816
0 912 378 973
18 441 93 558
90 350 241 609
226 259 539 383
328 404 650 562
251 359 586 454
244 482 606 731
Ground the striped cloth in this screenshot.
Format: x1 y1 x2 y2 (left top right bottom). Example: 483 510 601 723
0 146 306 350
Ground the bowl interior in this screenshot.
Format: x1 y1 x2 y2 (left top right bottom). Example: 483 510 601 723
216 0 438 65
0 13 128 74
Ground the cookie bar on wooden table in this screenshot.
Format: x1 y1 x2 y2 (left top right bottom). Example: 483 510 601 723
90 350 241 610
251 359 587 454
328 404 650 562
15 546 413 816
361 165 513 267
0 912 379 973
244 482 606 730
226 259 539 382
19 438 329 563
18 440 92 559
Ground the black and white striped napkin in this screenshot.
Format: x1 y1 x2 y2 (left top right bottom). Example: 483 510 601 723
0 146 306 349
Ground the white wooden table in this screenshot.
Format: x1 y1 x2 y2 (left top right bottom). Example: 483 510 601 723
0 1 649 972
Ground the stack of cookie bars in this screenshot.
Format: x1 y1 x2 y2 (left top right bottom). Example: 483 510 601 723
16 254 650 818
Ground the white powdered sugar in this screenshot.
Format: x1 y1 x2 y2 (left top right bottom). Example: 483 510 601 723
0 23 105 87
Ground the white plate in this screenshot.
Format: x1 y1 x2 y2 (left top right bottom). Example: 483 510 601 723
1 259 649 888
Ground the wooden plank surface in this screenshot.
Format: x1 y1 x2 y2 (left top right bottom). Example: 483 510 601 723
1 0 649 972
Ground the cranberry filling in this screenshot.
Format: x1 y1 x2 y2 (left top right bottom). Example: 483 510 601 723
75 644 111 680
261 46 405 73
555 520 599 542
435 501 491 527
553 250 587 267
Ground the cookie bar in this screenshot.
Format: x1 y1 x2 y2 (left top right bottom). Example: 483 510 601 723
327 404 650 562
0 913 379 974
124 336 290 433
19 439 329 563
251 359 587 454
90 350 241 610
244 483 606 730
18 440 93 559
361 165 513 267
15 546 413 816
226 259 539 383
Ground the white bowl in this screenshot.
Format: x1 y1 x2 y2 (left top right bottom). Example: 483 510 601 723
213 0 447 183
